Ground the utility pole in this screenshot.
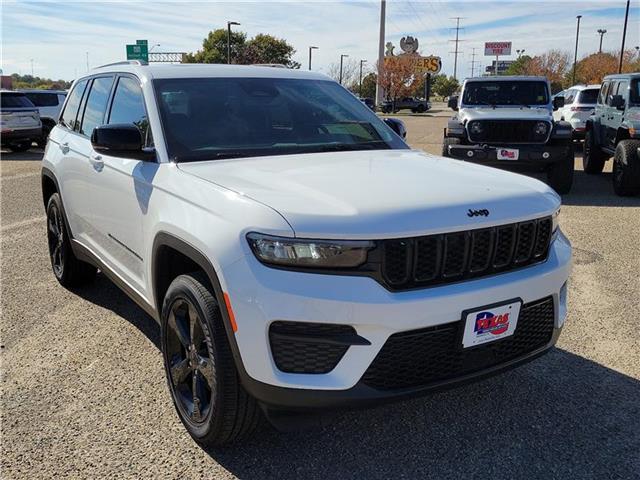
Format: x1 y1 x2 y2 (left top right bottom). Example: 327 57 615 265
339 54 349 84
469 47 477 77
572 15 582 85
30 59 34 77
619 0 630 73
375 0 386 106
227 21 240 64
308 46 318 70
359 59 367 96
597 29 607 53
449 17 464 80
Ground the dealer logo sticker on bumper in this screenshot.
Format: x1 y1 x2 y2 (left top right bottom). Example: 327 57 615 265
497 148 519 160
462 300 521 348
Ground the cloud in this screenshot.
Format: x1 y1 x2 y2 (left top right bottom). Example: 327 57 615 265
1 1 638 80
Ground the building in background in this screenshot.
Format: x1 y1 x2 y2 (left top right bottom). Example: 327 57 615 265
485 60 514 75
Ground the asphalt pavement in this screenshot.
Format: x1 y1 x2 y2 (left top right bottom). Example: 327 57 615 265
1 116 639 479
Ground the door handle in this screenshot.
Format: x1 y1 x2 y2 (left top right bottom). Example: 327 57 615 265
89 153 104 169
59 142 69 154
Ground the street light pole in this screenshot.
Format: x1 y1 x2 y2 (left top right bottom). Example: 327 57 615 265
339 54 349 85
572 15 582 85
619 0 630 73
359 59 367 96
375 0 386 106
516 49 525 58
227 21 240 64
597 29 607 53
150 43 161 52
30 59 34 76
308 46 318 70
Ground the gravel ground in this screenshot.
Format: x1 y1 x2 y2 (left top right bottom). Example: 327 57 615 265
1 113 639 479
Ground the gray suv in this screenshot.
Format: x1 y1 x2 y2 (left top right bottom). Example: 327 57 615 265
583 73 640 196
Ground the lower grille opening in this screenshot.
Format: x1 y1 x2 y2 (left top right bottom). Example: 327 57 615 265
269 321 357 374
361 297 555 390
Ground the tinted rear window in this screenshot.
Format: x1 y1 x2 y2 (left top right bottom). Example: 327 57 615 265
1 93 36 108
25 92 59 107
577 89 599 104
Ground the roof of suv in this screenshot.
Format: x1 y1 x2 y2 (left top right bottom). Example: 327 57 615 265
566 84 601 91
88 62 330 82
603 73 640 81
463 76 548 82
19 89 67 94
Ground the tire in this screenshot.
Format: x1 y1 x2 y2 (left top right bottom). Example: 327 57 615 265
9 142 31 152
547 142 575 194
416 104 426 113
161 272 260 446
442 137 461 157
612 139 640 196
583 129 606 174
46 193 97 287
38 125 52 149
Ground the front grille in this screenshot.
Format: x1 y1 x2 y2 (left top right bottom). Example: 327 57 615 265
361 297 555 390
467 120 550 144
381 217 552 291
269 321 355 374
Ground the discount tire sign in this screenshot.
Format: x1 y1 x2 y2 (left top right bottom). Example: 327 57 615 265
484 42 512 56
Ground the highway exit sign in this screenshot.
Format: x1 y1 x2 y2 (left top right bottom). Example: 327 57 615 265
126 43 148 62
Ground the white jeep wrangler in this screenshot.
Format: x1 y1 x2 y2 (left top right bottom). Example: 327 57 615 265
42 63 571 445
443 76 574 194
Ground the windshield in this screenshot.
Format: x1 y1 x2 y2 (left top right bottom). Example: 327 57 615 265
1 93 36 109
154 77 407 161
577 89 599 105
462 81 549 106
631 79 640 105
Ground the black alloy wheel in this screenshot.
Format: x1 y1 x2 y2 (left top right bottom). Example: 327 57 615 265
165 297 216 425
47 200 65 278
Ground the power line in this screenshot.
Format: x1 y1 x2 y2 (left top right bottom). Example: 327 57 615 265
449 17 464 80
469 47 478 77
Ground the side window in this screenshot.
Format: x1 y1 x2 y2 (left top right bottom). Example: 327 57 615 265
108 76 152 145
597 82 609 105
606 82 619 106
564 89 576 104
60 79 88 129
616 80 629 98
25 92 59 107
79 76 114 137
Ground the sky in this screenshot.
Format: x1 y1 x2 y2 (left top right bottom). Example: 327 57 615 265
1 0 639 81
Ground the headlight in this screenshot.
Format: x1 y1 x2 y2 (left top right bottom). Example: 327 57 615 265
552 208 560 235
469 121 484 135
247 233 374 268
535 121 549 136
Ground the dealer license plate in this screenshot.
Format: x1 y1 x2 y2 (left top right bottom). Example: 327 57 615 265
497 148 519 160
461 300 522 348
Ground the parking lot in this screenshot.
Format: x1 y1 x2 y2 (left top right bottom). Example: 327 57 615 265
1 111 639 479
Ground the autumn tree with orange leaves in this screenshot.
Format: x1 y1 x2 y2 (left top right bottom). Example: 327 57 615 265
574 51 640 85
377 55 418 101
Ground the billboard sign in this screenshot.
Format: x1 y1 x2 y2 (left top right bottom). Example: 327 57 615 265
484 42 512 56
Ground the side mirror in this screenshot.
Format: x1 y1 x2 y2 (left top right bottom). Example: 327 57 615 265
553 96 565 111
91 124 155 161
383 118 407 139
447 95 459 111
610 94 625 110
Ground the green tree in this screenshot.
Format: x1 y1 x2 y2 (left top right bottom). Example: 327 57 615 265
432 75 459 99
9 73 71 90
240 34 300 68
184 28 246 63
185 29 299 68
359 72 377 98
505 55 533 75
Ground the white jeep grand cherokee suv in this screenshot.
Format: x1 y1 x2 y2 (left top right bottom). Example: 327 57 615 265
42 62 571 445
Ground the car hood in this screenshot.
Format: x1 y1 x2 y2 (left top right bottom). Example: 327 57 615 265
177 150 560 239
460 107 552 122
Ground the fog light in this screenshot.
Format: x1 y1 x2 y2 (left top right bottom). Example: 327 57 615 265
467 150 474 158
542 152 550 159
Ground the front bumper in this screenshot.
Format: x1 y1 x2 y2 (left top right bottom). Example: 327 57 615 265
221 231 572 408
447 142 571 170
